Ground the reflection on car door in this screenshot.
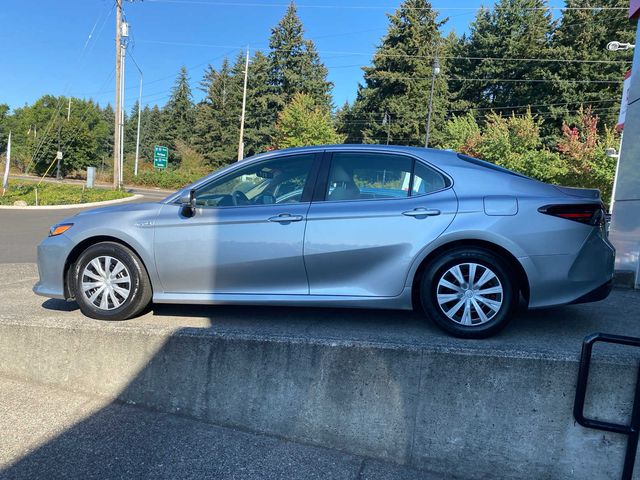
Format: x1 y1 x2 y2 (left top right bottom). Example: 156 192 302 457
153 153 319 295
304 151 458 297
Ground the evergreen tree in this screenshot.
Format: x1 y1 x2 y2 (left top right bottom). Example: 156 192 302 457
268 2 333 110
163 66 195 163
349 0 449 146
453 0 555 115
98 104 115 162
193 58 241 167
551 0 634 131
244 51 278 154
0 104 9 154
274 93 344 148
140 105 164 163
124 100 140 157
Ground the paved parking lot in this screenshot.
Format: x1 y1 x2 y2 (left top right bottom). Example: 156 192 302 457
1 200 639 360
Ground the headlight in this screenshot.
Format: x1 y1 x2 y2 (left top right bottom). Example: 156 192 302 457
49 223 73 237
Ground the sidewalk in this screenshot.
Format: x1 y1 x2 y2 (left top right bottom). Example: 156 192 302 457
0 376 439 480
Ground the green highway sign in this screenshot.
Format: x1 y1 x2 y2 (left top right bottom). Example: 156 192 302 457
154 145 168 169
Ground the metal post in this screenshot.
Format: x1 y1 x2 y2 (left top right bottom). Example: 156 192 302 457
238 47 250 161
611 132 624 213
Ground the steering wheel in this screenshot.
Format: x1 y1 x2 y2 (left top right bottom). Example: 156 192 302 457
231 190 250 206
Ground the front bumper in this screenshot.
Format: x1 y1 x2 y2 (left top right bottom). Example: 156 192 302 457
33 234 75 300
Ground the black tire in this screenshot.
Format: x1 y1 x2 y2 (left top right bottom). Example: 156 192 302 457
73 241 152 321
420 247 518 339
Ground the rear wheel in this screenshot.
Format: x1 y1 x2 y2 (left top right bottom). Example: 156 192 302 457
73 242 152 320
420 248 518 338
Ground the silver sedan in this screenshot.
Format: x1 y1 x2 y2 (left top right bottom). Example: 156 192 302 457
34 145 615 338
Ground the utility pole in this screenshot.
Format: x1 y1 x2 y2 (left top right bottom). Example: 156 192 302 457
237 47 250 161
119 34 126 186
128 54 143 177
113 0 123 189
67 99 71 122
56 126 62 180
134 77 142 176
383 110 391 145
424 52 440 149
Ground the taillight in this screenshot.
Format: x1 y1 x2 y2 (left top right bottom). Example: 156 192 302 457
538 204 605 226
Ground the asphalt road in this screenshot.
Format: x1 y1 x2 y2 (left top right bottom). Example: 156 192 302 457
0 376 435 480
0 188 168 263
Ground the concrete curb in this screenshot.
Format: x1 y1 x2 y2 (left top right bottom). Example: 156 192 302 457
0 319 634 479
0 194 143 210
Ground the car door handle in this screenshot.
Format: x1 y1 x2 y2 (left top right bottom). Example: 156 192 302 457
268 214 305 223
402 208 441 217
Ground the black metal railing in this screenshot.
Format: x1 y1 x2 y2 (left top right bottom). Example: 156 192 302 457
574 332 640 480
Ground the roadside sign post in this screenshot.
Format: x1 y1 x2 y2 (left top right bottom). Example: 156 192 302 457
154 145 168 170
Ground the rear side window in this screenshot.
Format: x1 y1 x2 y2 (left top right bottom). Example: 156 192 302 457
326 152 412 201
322 152 450 202
412 161 450 196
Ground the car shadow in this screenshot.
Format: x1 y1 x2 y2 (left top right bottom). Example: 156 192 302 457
41 298 79 312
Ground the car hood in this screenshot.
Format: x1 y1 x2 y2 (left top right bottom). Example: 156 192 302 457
73 201 163 217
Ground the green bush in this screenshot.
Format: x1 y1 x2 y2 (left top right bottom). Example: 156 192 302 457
0 181 131 206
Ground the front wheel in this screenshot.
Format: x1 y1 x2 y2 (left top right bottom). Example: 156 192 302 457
73 241 152 320
420 248 518 338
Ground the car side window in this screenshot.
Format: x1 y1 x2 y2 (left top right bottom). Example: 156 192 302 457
325 152 413 202
194 154 315 207
412 161 450 196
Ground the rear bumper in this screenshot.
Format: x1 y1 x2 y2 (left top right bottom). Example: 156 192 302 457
522 229 615 308
568 279 613 305
33 234 74 300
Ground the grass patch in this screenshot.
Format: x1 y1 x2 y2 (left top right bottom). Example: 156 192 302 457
0 180 132 206
126 169 203 190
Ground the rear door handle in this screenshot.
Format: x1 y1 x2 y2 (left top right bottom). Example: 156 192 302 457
402 208 441 217
268 213 304 223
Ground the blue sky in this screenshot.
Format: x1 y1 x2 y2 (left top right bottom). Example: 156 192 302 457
0 0 565 112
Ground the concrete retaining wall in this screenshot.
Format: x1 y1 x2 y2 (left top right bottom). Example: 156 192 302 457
0 320 636 479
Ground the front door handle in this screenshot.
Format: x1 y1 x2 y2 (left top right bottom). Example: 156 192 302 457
402 208 441 217
268 213 304 223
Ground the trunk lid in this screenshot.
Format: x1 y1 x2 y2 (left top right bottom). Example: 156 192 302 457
554 185 601 200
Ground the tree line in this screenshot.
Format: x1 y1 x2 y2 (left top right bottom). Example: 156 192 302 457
0 0 633 202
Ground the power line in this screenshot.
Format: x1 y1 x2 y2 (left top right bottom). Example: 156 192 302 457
138 40 630 65
364 72 622 84
27 3 116 174
339 105 622 125
145 0 627 12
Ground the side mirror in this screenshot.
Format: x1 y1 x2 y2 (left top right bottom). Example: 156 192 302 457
180 188 197 218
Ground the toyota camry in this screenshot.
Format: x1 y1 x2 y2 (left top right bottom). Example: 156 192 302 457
34 145 615 338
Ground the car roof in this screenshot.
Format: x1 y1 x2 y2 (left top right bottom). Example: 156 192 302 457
164 144 545 203
247 144 462 169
